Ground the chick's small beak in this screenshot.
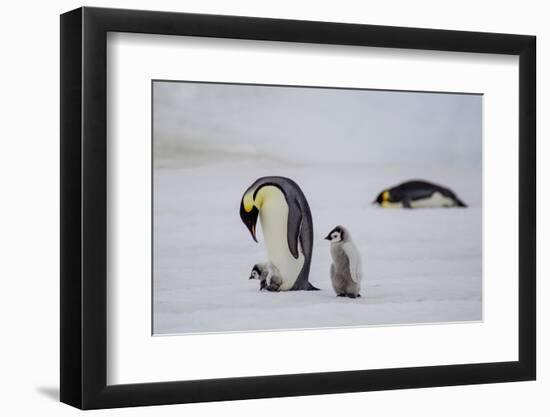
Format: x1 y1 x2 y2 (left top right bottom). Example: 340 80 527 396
324 234 331 240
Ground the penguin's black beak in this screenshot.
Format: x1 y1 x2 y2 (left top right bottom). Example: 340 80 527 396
249 275 254 280
240 201 259 242
324 233 331 241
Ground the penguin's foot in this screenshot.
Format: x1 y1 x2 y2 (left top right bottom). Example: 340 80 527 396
337 294 346 297
346 294 359 299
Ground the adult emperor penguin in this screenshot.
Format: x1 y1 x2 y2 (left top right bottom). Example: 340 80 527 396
373 180 467 209
239 176 318 291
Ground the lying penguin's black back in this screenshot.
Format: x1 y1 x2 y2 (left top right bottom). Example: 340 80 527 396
384 180 467 208
391 180 441 201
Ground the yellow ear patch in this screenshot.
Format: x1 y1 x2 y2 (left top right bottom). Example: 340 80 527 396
243 186 278 212
382 190 390 202
243 193 255 213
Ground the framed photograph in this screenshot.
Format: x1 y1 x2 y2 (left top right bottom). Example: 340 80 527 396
60 6 536 410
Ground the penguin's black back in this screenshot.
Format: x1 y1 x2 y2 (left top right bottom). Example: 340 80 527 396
390 180 466 207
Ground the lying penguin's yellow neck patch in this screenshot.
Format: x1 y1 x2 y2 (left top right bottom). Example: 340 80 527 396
382 190 390 202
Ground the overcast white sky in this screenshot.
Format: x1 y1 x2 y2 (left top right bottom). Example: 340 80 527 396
153 81 482 167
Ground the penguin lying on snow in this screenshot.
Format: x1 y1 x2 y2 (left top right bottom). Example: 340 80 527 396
373 180 467 208
325 225 363 298
240 176 318 291
249 262 283 292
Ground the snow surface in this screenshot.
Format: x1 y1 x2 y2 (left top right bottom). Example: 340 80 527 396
153 159 481 335
152 82 482 335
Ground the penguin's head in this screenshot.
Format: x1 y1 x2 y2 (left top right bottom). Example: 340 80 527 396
324 225 345 243
249 264 262 280
373 190 391 206
240 189 260 242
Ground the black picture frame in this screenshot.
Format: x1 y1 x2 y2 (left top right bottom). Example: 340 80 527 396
60 6 536 410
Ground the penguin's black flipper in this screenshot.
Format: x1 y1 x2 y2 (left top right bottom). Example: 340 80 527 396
439 186 467 208
402 197 412 209
286 197 303 259
453 197 468 207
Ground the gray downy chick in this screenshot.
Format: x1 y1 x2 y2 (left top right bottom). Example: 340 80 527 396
325 225 363 298
249 262 283 292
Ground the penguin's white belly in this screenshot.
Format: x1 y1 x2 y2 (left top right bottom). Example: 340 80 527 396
410 192 454 208
258 187 304 290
